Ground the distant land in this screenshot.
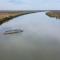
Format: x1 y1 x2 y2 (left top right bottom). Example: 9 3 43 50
0 10 60 25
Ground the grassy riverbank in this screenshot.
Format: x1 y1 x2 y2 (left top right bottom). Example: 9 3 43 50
46 11 60 19
0 10 41 25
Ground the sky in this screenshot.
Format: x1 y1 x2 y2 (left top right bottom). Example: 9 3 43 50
0 0 60 10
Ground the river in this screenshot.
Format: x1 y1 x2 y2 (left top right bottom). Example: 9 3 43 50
0 12 60 60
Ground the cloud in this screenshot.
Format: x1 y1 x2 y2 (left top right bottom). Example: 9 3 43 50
0 0 60 10
9 0 23 4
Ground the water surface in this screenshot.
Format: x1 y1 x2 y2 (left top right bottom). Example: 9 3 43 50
0 12 60 60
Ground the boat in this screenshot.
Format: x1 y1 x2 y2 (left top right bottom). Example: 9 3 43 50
4 29 23 34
